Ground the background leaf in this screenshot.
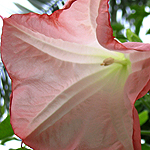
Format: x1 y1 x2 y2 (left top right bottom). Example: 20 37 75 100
146 29 150 35
139 110 149 126
126 28 142 42
141 143 150 150
9 148 32 150
0 115 14 140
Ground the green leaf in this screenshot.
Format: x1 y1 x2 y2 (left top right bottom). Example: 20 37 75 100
111 23 124 32
35 0 52 3
141 130 150 136
9 147 32 150
139 110 149 126
28 0 44 10
0 100 5 118
9 148 31 150
141 143 150 150
146 29 150 35
126 29 142 42
1 137 20 145
14 3 34 13
111 22 127 42
0 66 11 117
0 115 14 140
127 5 150 35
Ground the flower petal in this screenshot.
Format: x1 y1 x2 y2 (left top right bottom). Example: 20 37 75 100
22 64 133 150
64 0 100 30
97 2 150 148
2 17 121 66
4 0 102 45
127 51 150 102
122 42 150 51
123 51 150 150
2 0 145 149
2 8 135 150
96 0 127 50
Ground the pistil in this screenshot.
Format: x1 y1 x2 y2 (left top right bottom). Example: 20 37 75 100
101 57 130 66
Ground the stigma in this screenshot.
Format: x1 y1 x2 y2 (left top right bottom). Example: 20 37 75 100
101 57 114 66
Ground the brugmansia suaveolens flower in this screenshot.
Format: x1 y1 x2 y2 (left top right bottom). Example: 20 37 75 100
1 0 150 149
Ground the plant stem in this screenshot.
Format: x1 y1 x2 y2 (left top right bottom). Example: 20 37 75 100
141 98 150 111
141 130 150 136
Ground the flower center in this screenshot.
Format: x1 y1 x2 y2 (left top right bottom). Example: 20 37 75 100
101 57 114 66
101 56 130 67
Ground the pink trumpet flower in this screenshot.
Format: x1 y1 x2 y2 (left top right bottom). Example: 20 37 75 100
1 0 150 149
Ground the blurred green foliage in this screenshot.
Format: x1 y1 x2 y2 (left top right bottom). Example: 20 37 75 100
0 115 14 140
141 143 150 150
0 67 11 119
135 94 150 145
110 0 150 41
14 0 65 14
126 28 142 42
139 110 149 126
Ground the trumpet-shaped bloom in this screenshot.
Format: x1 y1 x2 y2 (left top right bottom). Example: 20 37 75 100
1 0 150 149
